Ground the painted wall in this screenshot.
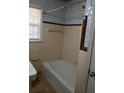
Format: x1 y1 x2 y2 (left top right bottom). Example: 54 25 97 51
29 0 65 23
30 0 85 24
62 25 82 64
64 3 85 24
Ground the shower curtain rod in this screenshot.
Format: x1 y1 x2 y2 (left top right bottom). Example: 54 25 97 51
44 0 86 14
44 6 64 14
43 13 64 18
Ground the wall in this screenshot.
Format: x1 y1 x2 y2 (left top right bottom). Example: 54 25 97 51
29 0 85 24
29 23 64 72
62 25 82 64
29 23 82 71
75 51 88 93
75 0 95 92
62 2 85 64
30 24 82 64
29 0 65 72
64 3 85 24
29 0 65 24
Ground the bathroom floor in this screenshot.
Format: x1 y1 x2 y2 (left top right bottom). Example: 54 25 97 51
30 73 56 93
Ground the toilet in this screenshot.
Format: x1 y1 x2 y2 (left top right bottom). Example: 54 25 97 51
29 61 37 89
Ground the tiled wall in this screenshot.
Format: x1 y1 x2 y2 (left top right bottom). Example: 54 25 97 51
29 23 83 73
29 23 64 62
62 25 82 64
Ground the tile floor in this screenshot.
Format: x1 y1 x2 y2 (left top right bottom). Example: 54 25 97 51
30 73 56 93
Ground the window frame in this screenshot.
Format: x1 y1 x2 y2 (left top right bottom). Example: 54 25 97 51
80 16 88 51
29 7 43 43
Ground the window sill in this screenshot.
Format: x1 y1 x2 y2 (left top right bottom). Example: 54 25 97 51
29 40 43 43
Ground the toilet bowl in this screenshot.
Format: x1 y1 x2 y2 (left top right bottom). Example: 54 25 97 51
29 61 37 88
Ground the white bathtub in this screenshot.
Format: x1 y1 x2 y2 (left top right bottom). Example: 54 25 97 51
42 60 76 93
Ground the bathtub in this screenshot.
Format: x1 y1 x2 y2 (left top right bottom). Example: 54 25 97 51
42 60 76 93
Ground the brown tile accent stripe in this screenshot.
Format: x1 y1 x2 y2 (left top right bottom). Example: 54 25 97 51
43 21 64 26
63 24 82 26
43 21 82 26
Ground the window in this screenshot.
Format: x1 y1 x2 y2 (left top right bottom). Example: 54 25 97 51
29 7 42 42
80 15 94 51
80 16 88 51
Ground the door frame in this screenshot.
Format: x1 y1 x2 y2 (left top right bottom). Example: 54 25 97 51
85 34 95 93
